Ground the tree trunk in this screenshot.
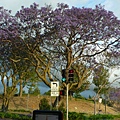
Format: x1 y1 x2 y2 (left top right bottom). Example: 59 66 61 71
1 96 10 112
19 79 23 97
53 96 61 107
94 97 96 115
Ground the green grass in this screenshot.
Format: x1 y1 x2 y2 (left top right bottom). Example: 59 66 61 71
0 111 32 120
0 110 120 120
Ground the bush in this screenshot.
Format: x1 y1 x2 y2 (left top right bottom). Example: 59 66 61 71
67 112 115 120
39 97 50 110
68 112 88 120
4 112 13 118
114 114 120 119
58 101 66 112
89 114 114 120
0 112 4 118
107 101 114 107
0 112 32 120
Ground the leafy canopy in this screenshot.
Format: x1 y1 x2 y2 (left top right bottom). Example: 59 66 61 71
0 3 120 90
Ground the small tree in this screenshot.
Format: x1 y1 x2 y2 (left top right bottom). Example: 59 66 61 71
92 65 110 114
28 84 40 95
93 65 110 95
39 98 50 110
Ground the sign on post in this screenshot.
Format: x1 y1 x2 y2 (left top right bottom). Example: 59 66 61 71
99 98 102 103
51 81 59 96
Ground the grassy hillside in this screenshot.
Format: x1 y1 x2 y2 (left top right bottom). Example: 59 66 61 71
0 95 119 115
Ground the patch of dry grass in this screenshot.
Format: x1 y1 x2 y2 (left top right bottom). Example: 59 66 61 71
0 95 119 115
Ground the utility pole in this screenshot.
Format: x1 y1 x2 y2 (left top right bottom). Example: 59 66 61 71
62 69 74 120
66 84 69 120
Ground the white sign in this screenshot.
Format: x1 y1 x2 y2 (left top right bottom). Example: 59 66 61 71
51 81 59 96
51 81 59 92
99 98 102 103
51 91 59 96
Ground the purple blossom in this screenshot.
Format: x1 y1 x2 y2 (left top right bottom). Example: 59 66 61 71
0 3 120 67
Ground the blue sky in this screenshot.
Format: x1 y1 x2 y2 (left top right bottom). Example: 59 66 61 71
0 0 120 18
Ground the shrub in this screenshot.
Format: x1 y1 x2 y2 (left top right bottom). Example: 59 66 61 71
107 101 114 107
9 109 30 113
68 112 88 120
67 112 115 120
58 101 66 112
0 112 32 120
39 97 50 110
89 114 114 120
0 112 4 118
4 112 13 118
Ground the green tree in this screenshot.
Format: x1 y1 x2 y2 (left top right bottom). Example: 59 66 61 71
39 98 50 110
92 65 110 115
93 65 110 95
28 85 40 95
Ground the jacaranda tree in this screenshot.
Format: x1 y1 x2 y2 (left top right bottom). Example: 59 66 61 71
0 3 120 111
0 7 20 111
0 6 38 111
41 3 120 89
